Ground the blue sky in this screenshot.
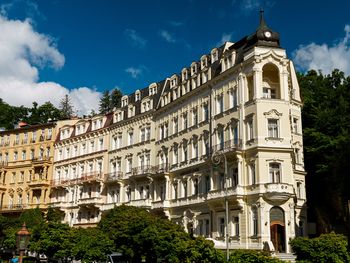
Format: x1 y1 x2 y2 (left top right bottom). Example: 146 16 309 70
0 0 350 114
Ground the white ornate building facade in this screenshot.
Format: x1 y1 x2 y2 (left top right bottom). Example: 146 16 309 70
51 16 306 253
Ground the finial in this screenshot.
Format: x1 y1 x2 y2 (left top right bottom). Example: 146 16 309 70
259 8 266 27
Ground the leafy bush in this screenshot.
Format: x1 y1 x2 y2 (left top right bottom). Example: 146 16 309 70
229 249 282 263
290 232 350 263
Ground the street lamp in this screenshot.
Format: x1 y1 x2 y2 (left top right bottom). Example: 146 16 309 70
16 223 30 263
211 151 229 262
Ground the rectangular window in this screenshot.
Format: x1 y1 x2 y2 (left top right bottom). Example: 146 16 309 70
231 89 237 108
269 163 281 183
252 209 258 236
173 146 178 164
268 119 279 138
203 103 209 122
293 117 299 134
128 132 134 146
233 216 240 237
247 119 254 141
183 113 188 130
217 95 224 114
173 118 178 134
22 151 26 160
183 143 188 162
219 217 225 237
205 175 210 193
250 163 256 185
192 109 198 126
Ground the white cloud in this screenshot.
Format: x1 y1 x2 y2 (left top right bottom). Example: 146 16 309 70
159 30 176 43
125 67 142 79
216 32 232 46
293 25 350 75
0 15 101 115
124 29 147 48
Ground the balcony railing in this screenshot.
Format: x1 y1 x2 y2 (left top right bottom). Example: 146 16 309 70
105 172 123 182
77 172 103 184
78 197 102 206
211 139 241 153
0 161 8 167
0 204 27 211
132 165 157 176
154 163 169 173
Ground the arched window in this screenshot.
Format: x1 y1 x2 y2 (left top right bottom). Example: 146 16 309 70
262 63 280 99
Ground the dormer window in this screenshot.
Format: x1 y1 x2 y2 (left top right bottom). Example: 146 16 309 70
182 69 188 81
121 96 128 107
149 83 157 96
170 77 177 88
201 56 208 69
128 106 135 118
211 49 218 62
115 111 124 122
135 90 141 101
191 63 197 76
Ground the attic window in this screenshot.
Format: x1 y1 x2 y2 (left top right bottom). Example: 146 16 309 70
171 78 177 88
121 96 128 107
201 57 207 69
182 70 188 81
135 91 141 101
211 50 218 62
191 64 197 75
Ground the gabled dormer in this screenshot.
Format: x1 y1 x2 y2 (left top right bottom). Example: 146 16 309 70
114 110 124 123
170 74 179 89
60 125 73 140
91 115 105 131
149 83 158 96
75 120 88 136
135 90 141 102
121 95 129 107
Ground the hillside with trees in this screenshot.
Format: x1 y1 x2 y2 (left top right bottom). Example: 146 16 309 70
298 69 350 236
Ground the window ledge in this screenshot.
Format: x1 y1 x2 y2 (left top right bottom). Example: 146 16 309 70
265 137 283 142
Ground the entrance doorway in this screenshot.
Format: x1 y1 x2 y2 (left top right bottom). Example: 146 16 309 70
270 207 285 252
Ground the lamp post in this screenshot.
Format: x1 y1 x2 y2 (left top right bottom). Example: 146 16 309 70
211 151 229 262
16 223 30 263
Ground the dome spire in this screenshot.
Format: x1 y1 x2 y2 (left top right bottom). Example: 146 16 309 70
259 8 267 29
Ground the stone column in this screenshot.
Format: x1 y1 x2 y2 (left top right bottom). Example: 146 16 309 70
253 66 263 99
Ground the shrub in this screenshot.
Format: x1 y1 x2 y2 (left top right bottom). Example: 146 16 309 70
290 232 350 263
229 249 282 263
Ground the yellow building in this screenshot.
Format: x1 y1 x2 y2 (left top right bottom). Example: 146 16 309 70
0 120 75 215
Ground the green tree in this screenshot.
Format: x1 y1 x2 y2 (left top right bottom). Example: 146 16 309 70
290 233 350 262
0 98 29 129
59 94 75 119
70 227 113 263
228 250 282 263
99 90 111 114
298 69 350 235
110 88 122 109
99 205 223 263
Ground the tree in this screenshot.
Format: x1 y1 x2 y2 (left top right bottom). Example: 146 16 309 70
298 69 350 235
98 205 223 263
59 94 75 119
99 90 111 114
290 233 350 262
0 98 29 129
110 88 122 109
70 227 114 263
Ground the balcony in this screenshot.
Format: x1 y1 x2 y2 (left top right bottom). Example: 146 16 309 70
0 204 27 212
154 164 170 174
206 187 242 201
78 197 102 207
152 200 170 209
170 194 205 207
104 172 123 183
132 165 157 176
212 139 241 154
28 178 50 187
0 161 8 168
51 178 72 188
263 183 294 204
77 172 103 184
32 156 51 166
49 200 67 208
128 199 152 208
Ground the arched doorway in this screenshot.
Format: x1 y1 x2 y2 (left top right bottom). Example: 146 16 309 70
270 206 285 252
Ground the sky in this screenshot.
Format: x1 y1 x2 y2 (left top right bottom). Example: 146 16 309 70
0 0 350 115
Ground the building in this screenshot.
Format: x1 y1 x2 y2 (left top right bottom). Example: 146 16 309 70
0 122 57 215
51 14 306 253
51 114 112 227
